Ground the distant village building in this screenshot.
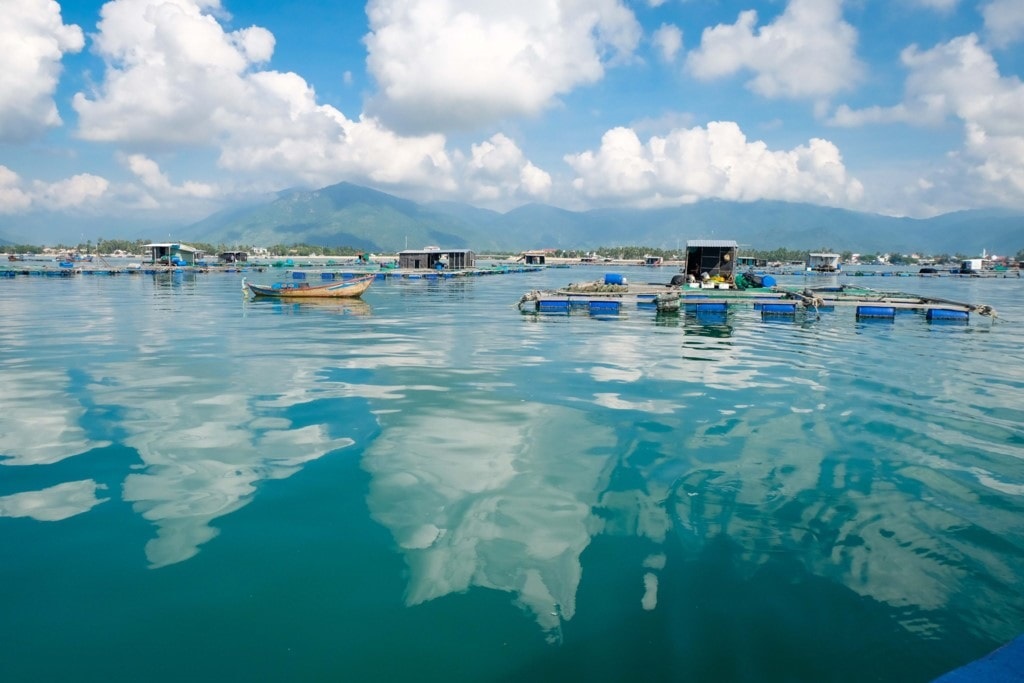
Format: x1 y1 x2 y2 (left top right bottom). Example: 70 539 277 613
398 247 474 270
218 250 248 263
736 256 767 269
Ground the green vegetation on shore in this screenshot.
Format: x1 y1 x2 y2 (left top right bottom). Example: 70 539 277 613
5 239 1024 264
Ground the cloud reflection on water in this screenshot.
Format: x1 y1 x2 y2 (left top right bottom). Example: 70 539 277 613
363 400 613 641
0 369 111 466
90 368 355 568
0 479 109 521
665 403 1024 640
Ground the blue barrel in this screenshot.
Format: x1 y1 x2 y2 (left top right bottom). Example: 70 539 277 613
761 303 797 315
689 301 728 312
589 300 620 313
927 308 969 322
538 300 570 312
292 271 306 279
604 273 625 285
321 272 335 280
761 275 777 287
857 305 895 318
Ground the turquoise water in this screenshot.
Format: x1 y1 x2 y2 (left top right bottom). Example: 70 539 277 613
1 266 1022 682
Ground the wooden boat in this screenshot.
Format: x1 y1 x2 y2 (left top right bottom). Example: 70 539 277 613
243 274 374 299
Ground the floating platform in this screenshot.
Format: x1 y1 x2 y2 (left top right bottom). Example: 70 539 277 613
518 283 683 315
518 280 997 323
0 263 543 280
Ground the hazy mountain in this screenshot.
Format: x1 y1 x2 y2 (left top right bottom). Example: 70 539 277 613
424 197 1023 255
3 180 1022 255
184 182 504 252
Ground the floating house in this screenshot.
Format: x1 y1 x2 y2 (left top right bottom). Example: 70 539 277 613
736 256 767 269
808 252 841 272
143 243 201 266
959 258 992 274
397 247 475 270
643 254 664 266
683 240 738 282
518 250 547 265
218 250 248 263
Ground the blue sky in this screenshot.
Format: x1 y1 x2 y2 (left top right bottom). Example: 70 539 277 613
2 0 1023 242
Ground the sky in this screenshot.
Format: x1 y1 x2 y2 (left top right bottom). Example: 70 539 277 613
2 0 1024 242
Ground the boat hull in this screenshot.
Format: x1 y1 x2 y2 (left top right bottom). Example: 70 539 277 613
245 274 373 299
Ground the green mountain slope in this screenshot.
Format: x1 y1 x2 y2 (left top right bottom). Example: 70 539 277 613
183 182 1024 255
186 182 502 252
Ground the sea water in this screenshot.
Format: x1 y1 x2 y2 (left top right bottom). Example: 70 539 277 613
1 266 1022 682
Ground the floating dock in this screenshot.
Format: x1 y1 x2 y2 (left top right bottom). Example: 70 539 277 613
0 262 543 280
518 279 997 323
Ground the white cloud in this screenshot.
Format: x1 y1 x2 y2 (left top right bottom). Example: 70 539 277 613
64 0 565 212
121 153 216 200
363 0 642 133
830 34 1024 211
565 123 863 207
71 0 556 209
213 73 456 191
74 0 275 144
983 0 1024 48
831 35 1022 129
0 165 109 213
652 23 683 63
34 174 111 209
685 0 862 99
0 0 84 142
0 167 33 213
459 134 551 203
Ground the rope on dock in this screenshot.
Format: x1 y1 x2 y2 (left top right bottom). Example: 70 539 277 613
518 290 543 310
778 288 825 317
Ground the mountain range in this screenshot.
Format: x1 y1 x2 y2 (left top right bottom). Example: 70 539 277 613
179 182 1024 256
3 181 1023 256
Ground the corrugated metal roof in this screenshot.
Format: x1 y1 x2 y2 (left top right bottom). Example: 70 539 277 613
143 243 199 252
685 240 738 248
